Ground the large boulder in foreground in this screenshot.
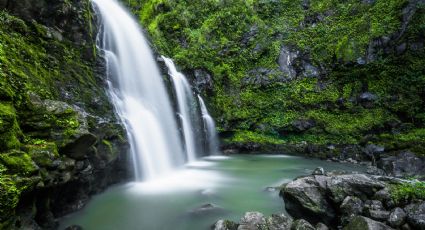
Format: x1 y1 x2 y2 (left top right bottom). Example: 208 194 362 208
281 176 335 225
281 173 385 225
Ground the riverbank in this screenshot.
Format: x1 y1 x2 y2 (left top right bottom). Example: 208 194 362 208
213 168 425 230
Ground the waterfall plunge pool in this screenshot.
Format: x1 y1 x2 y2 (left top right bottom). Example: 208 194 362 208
59 155 365 230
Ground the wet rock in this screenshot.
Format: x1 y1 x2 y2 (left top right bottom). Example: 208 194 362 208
327 174 385 203
291 119 316 132
340 196 363 223
366 166 386 176
343 216 394 230
359 92 378 102
373 188 392 206
278 45 298 80
291 219 315 230
315 222 329 230
312 167 325 175
368 210 390 222
404 201 425 230
265 213 293 230
192 69 213 93
61 133 97 160
388 207 407 227
213 219 238 230
238 212 266 230
64 225 83 230
378 151 425 178
189 203 222 216
242 68 283 87
282 176 335 225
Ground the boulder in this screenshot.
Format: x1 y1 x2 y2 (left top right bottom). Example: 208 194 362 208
404 202 425 230
327 174 385 203
315 222 329 230
343 216 394 230
291 119 316 132
378 151 425 178
213 219 238 230
265 213 293 230
238 212 266 230
291 219 315 230
189 203 224 216
282 176 335 225
388 207 407 227
340 196 363 223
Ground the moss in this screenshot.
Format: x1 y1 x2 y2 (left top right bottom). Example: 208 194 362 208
0 103 21 151
0 173 21 221
391 181 425 204
24 142 59 168
225 131 285 145
0 150 38 176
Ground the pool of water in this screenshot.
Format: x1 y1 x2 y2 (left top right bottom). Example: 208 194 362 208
59 155 364 230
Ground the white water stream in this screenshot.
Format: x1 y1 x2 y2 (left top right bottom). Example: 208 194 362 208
94 0 185 181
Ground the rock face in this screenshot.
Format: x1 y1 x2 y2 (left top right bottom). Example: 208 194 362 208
378 151 425 178
213 212 296 230
0 1 130 229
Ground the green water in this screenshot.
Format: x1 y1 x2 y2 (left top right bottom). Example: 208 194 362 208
59 155 364 230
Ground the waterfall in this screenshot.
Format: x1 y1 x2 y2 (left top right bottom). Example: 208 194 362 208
198 95 219 155
93 0 185 181
162 57 198 162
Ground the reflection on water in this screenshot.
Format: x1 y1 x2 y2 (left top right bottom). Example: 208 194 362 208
60 155 364 230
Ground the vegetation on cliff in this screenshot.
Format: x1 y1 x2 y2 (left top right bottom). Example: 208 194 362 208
0 2 127 227
137 0 425 156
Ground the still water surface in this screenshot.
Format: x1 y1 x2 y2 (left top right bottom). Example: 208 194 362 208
60 155 364 230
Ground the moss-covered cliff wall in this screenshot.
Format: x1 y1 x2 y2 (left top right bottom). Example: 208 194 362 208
136 0 425 158
0 1 129 228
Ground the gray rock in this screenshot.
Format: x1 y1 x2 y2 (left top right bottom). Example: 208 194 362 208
312 167 325 175
404 202 425 230
282 176 335 225
388 207 407 227
265 213 293 230
278 45 298 79
291 219 315 230
193 69 213 93
291 119 315 132
238 212 266 230
366 166 386 176
340 196 363 223
343 216 394 230
378 151 425 178
213 219 238 230
327 174 386 203
64 225 83 230
189 203 223 216
373 188 392 205
315 222 329 230
368 210 390 221
359 92 378 102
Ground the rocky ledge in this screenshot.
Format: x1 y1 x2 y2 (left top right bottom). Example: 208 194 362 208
214 169 425 230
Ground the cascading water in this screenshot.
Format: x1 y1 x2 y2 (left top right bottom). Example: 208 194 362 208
162 57 198 162
198 95 219 155
93 0 185 181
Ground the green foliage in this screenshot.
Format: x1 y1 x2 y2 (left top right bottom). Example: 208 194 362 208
0 173 21 221
227 130 285 145
137 0 425 151
0 151 38 176
391 181 425 203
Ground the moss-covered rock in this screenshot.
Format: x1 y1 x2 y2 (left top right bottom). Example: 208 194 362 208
135 0 425 158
